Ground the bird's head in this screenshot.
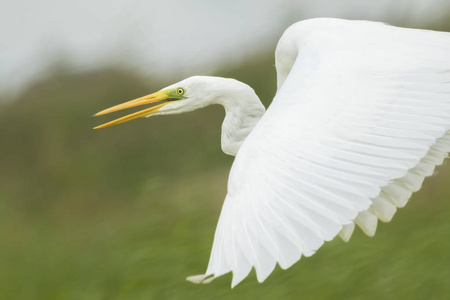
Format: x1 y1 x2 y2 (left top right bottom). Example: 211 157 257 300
93 76 227 129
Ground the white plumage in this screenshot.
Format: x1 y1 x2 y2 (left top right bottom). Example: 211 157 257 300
94 18 450 288
187 19 450 287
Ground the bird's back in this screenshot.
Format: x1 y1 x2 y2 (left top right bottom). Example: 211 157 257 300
275 18 450 90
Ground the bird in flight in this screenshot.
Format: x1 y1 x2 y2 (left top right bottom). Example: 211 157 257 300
93 18 450 287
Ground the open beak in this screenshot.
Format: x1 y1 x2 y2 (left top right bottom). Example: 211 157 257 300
92 90 172 129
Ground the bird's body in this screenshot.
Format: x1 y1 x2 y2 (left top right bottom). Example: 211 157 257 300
94 18 450 287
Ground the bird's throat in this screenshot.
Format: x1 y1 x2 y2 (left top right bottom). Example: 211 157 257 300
219 96 265 156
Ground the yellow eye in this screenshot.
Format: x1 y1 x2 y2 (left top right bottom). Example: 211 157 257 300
176 87 185 95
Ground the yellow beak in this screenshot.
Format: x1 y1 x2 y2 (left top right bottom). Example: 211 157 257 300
92 90 171 129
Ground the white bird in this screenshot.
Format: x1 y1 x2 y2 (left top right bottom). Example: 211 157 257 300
93 18 450 288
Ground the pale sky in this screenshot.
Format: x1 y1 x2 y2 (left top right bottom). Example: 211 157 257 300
2 0 450 95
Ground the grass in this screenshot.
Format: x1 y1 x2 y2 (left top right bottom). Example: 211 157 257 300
1 164 449 300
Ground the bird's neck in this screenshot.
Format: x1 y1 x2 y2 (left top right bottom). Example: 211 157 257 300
214 86 266 156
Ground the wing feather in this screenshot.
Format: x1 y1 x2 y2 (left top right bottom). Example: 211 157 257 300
189 19 450 287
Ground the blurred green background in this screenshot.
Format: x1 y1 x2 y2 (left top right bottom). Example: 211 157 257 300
2 2 450 300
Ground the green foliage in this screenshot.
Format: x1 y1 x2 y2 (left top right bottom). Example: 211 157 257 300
1 21 450 299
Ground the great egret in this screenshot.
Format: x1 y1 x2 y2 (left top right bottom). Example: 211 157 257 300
93 18 450 287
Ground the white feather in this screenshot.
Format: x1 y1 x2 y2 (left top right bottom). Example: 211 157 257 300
338 223 355 242
188 18 450 287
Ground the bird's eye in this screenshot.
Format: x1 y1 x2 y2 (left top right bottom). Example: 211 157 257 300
176 87 185 95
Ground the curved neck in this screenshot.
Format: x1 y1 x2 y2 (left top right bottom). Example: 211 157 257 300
213 82 266 156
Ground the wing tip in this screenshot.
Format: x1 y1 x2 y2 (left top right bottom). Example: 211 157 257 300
186 274 212 284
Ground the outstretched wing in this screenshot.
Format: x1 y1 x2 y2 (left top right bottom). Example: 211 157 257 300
189 19 450 287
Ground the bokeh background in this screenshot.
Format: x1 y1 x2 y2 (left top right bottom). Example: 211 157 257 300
2 1 450 299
